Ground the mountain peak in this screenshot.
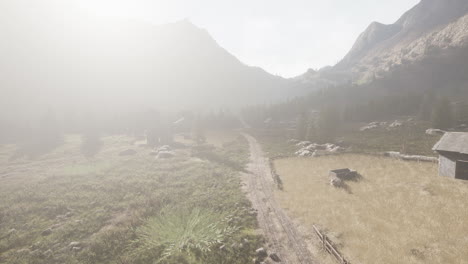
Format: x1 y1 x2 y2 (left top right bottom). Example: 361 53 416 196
336 0 468 70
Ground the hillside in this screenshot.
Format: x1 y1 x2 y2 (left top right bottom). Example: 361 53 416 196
0 1 296 118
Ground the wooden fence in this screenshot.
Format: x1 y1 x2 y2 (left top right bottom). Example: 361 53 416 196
312 225 351 264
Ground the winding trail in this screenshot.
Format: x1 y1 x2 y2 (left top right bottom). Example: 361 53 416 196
241 133 318 264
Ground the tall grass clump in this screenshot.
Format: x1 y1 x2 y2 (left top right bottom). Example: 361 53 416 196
134 207 239 263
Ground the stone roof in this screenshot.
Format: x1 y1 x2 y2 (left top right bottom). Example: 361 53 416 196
433 132 468 154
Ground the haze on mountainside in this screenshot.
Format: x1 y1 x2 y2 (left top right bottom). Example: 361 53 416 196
0 0 295 118
1 1 468 264
0 0 466 122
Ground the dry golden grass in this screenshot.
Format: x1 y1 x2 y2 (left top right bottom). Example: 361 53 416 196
274 155 468 264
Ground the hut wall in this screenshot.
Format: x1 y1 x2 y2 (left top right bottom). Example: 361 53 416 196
439 154 457 178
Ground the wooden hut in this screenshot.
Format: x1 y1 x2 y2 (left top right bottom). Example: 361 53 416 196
432 132 468 180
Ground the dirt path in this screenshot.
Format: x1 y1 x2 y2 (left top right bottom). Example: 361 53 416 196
241 133 318 264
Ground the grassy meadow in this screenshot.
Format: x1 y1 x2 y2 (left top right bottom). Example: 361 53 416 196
274 155 468 264
0 134 262 264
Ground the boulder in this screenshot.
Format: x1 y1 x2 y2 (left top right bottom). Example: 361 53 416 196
119 149 137 156
157 145 171 152
296 141 311 147
41 228 52 236
69 242 81 248
156 151 175 159
389 120 403 128
255 247 268 258
269 253 281 262
426 128 445 136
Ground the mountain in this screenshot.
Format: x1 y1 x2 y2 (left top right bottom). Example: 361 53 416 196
301 0 468 90
0 1 296 118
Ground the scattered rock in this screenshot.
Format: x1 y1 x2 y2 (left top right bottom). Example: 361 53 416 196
295 143 345 157
69 242 81 248
71 247 82 252
119 149 137 156
156 151 175 159
296 141 311 147
255 247 268 258
389 120 403 128
269 253 281 262
426 128 445 136
41 228 52 236
219 244 226 251
360 122 380 131
157 145 171 152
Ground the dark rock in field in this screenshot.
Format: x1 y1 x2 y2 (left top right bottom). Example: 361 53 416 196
41 228 52 236
269 253 281 262
119 149 137 156
256 247 268 258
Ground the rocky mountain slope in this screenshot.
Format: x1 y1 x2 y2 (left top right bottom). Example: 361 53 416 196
301 0 468 88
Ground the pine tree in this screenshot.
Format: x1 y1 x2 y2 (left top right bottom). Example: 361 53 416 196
431 97 453 129
316 107 340 143
192 116 206 145
295 112 308 141
417 90 435 121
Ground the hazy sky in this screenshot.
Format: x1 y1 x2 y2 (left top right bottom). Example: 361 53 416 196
76 0 420 77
